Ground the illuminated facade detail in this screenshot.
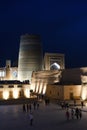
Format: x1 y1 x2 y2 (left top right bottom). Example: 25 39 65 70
31 70 62 96
50 62 60 70
44 53 65 70
0 61 18 81
36 82 39 93
5 60 11 80
3 90 9 100
30 83 35 92
12 71 17 78
0 71 5 78
81 84 87 100
13 85 19 99
39 82 43 94
32 84 35 92
23 86 30 98
13 88 19 99
0 81 30 100
42 83 47 94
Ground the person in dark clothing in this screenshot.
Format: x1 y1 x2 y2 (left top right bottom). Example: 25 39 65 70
26 104 29 112
81 101 84 108
29 103 32 112
33 101 36 110
75 107 79 119
23 104 26 112
37 102 39 109
79 109 82 119
71 108 74 119
66 109 70 120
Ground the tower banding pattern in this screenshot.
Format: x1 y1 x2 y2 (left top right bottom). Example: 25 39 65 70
18 34 43 82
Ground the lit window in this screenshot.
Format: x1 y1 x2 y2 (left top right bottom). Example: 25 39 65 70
3 90 9 100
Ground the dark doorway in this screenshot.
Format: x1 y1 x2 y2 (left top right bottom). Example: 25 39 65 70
70 92 73 100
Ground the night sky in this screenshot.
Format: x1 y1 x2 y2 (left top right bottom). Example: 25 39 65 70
0 0 87 68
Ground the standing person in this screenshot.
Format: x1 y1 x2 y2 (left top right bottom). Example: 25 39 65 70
37 102 39 109
29 103 32 112
71 108 74 119
75 107 79 119
66 109 70 120
81 101 84 108
61 102 64 109
79 109 82 119
33 101 36 110
26 104 29 112
29 112 34 126
23 104 26 112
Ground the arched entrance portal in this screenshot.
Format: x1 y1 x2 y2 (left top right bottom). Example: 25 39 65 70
50 62 60 70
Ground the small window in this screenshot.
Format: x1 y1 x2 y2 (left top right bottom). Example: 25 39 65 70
9 85 14 88
18 85 22 88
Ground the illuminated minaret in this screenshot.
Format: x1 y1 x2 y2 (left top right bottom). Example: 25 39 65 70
18 34 43 82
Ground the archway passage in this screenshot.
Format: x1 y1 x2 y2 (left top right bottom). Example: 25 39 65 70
50 62 60 70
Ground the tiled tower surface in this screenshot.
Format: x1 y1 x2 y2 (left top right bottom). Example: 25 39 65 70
18 34 43 82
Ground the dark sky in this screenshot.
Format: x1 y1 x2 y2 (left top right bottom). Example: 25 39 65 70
0 0 87 68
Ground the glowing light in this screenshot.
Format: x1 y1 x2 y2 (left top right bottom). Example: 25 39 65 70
35 82 40 93
13 89 19 99
82 93 86 100
3 90 9 100
0 71 5 77
30 83 35 91
85 102 87 107
50 62 60 70
39 83 43 94
81 75 87 83
81 86 87 100
24 88 30 98
42 83 47 94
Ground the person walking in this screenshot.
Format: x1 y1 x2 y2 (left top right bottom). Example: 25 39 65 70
29 112 34 126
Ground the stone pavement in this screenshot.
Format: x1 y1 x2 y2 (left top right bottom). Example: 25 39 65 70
0 101 87 130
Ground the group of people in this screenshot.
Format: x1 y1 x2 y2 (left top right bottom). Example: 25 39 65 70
22 101 40 126
66 107 82 120
23 101 39 112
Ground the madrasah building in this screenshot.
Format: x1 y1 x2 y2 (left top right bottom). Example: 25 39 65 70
0 34 87 101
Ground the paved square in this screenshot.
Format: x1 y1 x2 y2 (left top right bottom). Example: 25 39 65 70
0 101 87 130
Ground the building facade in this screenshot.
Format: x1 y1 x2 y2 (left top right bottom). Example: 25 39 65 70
0 80 30 100
0 34 87 102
